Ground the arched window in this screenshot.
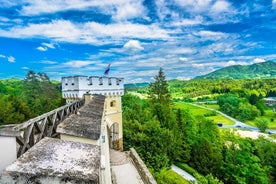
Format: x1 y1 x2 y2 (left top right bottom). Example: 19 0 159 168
110 100 116 107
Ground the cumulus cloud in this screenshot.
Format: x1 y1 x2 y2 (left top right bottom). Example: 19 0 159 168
0 53 15 62
7 56 15 62
273 0 276 9
196 30 229 40
37 42 55 52
112 1 147 21
37 46 48 51
226 60 236 66
211 0 231 13
179 57 188 62
0 20 170 45
253 58 265 63
123 40 144 51
20 0 147 21
173 16 203 26
42 42 55 49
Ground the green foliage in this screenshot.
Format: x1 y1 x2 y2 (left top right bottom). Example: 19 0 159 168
123 69 275 183
220 134 269 184
175 162 199 177
0 71 65 125
149 68 171 104
254 137 276 182
255 118 269 132
154 169 189 184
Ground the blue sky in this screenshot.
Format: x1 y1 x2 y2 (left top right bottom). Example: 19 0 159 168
0 0 276 83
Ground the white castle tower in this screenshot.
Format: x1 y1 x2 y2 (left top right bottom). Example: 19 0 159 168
61 75 124 151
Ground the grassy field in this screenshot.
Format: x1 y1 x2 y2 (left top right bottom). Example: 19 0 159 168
155 169 189 184
174 102 235 125
246 107 276 129
202 104 220 110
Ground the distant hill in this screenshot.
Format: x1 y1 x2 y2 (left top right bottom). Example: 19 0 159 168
195 61 276 79
124 82 149 91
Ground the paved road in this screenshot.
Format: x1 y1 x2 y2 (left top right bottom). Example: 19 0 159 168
171 164 197 183
188 103 276 134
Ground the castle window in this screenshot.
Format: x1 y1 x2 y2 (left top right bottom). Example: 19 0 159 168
108 78 112 85
65 83 68 85
99 77 103 85
110 100 116 107
87 77 93 85
72 83 74 85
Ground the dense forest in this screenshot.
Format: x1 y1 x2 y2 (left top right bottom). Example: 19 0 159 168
0 71 65 126
123 69 276 183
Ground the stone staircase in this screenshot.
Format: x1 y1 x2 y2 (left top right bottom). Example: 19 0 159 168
110 149 130 166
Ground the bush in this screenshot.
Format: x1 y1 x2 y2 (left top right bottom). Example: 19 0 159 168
255 118 269 132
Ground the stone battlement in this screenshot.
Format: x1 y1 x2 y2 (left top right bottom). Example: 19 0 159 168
62 76 124 103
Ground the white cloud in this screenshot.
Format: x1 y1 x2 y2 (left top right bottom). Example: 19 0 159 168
37 46 48 51
63 60 93 68
20 0 147 21
226 60 236 66
179 57 188 62
211 0 231 13
0 20 170 45
196 30 228 40
40 60 57 64
123 40 144 51
112 1 147 21
273 0 276 9
174 0 212 12
0 53 16 63
173 16 203 26
176 76 190 80
253 58 265 64
37 42 55 52
22 66 30 70
169 48 195 54
7 56 15 62
42 42 55 49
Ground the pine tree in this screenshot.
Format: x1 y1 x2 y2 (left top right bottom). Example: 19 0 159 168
149 68 171 104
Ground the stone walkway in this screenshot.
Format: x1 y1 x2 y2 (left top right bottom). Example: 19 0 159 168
110 149 144 184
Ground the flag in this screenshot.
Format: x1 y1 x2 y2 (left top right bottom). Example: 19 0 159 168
104 64 110 75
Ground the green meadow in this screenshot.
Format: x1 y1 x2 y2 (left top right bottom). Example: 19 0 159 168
174 102 235 126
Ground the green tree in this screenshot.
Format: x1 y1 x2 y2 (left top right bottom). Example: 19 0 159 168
221 135 268 184
255 118 269 132
149 68 171 104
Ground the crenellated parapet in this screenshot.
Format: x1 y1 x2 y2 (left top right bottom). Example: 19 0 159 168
62 76 124 103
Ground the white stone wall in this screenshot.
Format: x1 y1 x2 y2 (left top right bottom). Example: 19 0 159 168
62 76 124 101
0 136 17 173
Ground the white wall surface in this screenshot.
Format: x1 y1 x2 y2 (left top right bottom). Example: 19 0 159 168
0 136 17 173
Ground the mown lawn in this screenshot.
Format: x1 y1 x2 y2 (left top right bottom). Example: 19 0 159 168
246 107 276 129
174 102 235 125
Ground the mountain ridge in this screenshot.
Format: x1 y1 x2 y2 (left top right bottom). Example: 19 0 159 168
195 61 276 79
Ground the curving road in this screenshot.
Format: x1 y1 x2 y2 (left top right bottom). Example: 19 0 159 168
188 103 276 134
